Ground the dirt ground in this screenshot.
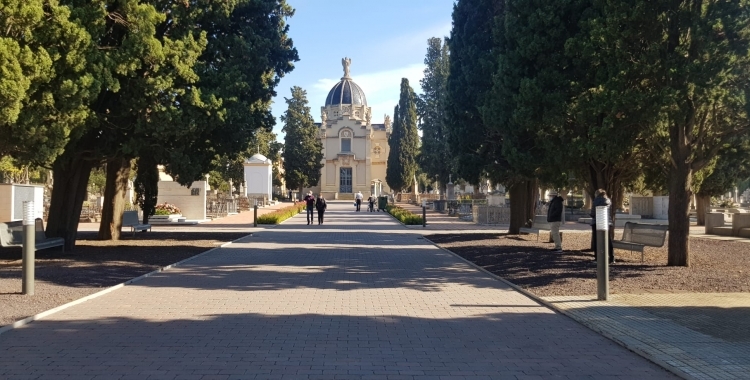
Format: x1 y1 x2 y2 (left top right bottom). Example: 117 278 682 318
0 230 247 327
425 232 750 297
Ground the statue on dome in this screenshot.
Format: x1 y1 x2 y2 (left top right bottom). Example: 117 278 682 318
321 110 327 125
342 57 352 78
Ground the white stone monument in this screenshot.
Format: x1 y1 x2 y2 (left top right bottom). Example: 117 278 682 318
155 166 208 221
243 153 272 200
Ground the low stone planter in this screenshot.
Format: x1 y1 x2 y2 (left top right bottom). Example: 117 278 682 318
148 214 183 223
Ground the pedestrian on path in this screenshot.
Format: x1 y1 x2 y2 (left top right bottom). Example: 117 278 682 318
590 189 615 264
547 191 564 252
367 194 376 212
304 191 316 225
355 191 363 211
316 195 327 225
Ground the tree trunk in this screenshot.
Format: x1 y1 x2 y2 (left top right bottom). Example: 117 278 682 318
46 155 93 251
667 161 692 266
695 193 710 226
509 179 537 234
98 157 131 240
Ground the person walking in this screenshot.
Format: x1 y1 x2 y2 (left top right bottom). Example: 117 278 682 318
355 191 363 211
367 194 376 212
590 189 615 263
315 195 327 225
303 191 316 225
546 191 564 252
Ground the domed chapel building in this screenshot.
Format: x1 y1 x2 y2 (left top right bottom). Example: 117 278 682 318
310 58 392 200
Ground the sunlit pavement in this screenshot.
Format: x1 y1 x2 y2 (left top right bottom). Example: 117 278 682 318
0 201 675 379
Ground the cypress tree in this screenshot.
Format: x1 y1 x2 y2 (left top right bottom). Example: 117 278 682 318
282 86 324 197
386 105 402 191
386 79 420 192
418 37 451 192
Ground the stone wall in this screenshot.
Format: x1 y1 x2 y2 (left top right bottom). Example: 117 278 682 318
157 181 207 220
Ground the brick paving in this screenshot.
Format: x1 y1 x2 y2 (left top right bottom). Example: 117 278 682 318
0 201 674 379
544 295 750 380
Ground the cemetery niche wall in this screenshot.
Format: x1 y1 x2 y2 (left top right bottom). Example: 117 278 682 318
155 166 208 222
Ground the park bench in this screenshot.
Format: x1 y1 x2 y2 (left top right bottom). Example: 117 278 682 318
122 210 151 236
612 222 668 263
0 219 65 251
519 215 552 241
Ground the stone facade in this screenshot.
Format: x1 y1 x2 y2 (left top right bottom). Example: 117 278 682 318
308 58 391 200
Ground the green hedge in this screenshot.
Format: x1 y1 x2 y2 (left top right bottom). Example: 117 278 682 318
386 204 424 225
256 202 306 224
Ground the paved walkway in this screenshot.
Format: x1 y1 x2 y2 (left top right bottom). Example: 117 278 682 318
392 202 750 379
545 295 750 380
0 202 675 379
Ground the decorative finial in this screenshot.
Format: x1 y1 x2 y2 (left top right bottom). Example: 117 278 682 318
341 57 352 78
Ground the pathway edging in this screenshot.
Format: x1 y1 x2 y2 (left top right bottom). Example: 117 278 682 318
421 236 694 380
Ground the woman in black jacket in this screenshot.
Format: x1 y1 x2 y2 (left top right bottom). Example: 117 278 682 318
315 196 327 225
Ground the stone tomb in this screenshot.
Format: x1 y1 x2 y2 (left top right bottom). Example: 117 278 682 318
243 153 272 201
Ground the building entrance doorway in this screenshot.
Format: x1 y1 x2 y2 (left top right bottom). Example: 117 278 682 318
340 168 352 193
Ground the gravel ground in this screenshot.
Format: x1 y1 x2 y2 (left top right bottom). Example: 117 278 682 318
425 232 750 297
0 230 247 327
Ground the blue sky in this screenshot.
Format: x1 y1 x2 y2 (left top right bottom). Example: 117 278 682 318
270 0 455 140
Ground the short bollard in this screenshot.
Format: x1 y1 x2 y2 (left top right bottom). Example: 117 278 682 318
22 201 35 295
421 200 426 228
253 204 258 227
596 206 609 301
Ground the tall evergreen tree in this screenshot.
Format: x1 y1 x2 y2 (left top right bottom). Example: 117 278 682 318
418 37 451 192
282 86 323 196
652 0 750 266
386 79 420 192
45 0 298 248
386 104 402 191
445 0 499 185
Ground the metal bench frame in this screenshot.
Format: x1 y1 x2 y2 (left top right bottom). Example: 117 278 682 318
122 210 151 236
519 215 552 241
612 222 668 262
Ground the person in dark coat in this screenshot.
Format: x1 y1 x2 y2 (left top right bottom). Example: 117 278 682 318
546 191 564 252
315 196 327 225
303 191 316 225
590 189 615 263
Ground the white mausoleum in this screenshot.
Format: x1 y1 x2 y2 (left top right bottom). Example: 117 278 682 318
309 58 391 200
243 153 273 200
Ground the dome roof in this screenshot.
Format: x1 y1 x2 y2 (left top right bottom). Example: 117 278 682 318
245 153 270 164
325 78 367 106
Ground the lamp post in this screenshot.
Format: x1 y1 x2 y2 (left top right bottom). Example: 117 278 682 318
22 201 35 295
253 199 258 227
596 205 609 300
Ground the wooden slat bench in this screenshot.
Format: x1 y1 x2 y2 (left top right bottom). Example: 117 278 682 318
0 219 65 251
612 222 668 262
122 210 151 236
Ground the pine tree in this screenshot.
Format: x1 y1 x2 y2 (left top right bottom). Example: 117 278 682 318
418 37 451 192
282 86 323 196
386 79 420 192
